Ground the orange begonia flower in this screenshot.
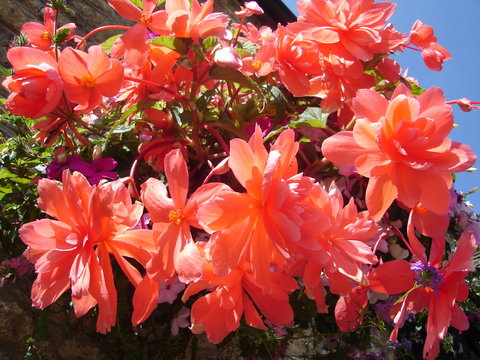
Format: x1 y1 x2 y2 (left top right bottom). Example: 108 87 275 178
21 7 75 51
333 258 416 332
388 231 476 360
274 26 324 96
58 46 124 113
108 0 169 67
293 183 379 311
2 47 63 119
131 149 230 325
164 0 229 40
322 85 476 220
142 149 230 283
183 247 297 344
19 171 155 333
198 127 324 290
288 0 399 61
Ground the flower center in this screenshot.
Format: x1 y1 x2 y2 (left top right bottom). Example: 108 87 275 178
79 74 97 88
168 209 184 225
252 60 263 71
41 31 51 41
410 261 444 295
140 12 151 24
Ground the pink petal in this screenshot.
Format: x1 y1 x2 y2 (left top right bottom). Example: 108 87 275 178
365 174 398 221
321 131 366 166
164 149 188 209
108 0 141 22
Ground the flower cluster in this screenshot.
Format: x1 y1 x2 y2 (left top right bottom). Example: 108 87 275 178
1 0 479 359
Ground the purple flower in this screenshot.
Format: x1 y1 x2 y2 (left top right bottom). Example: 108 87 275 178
46 154 87 181
158 277 186 304
146 30 159 40
171 306 190 336
46 155 118 185
265 320 287 337
245 116 273 137
410 261 444 295
0 256 33 287
86 158 118 185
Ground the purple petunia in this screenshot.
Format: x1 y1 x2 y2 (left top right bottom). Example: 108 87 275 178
46 155 118 185
410 261 444 295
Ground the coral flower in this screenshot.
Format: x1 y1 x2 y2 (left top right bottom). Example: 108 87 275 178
141 149 229 283
198 127 324 290
2 47 63 119
58 46 124 113
322 85 476 220
389 231 477 360
183 247 297 344
164 0 230 40
274 26 324 96
21 7 75 51
293 183 379 311
289 0 397 61
19 171 155 333
408 20 451 71
108 0 169 67
131 149 230 325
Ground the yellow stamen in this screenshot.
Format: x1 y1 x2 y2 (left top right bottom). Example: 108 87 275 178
168 209 184 225
252 60 263 71
79 74 96 88
140 12 151 24
41 31 51 41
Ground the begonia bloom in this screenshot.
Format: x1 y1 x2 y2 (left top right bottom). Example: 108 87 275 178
389 231 476 360
332 258 416 331
58 46 124 113
22 7 75 51
322 85 476 220
183 252 297 344
2 47 63 119
409 20 437 48
294 183 379 311
19 171 155 333
421 44 452 71
164 0 229 40
289 0 397 61
131 150 230 325
198 127 324 290
108 0 169 67
142 149 229 283
275 26 324 96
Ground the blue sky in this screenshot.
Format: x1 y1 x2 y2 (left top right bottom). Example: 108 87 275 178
282 0 480 210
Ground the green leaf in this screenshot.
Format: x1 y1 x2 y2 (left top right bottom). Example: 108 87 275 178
100 34 122 54
408 81 426 96
295 107 329 128
0 65 13 77
148 36 189 55
53 28 71 44
130 0 142 8
265 85 287 122
202 36 217 52
112 124 134 134
104 103 138 149
210 65 263 94
238 41 259 55
0 186 12 200
264 107 328 141
0 168 13 179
